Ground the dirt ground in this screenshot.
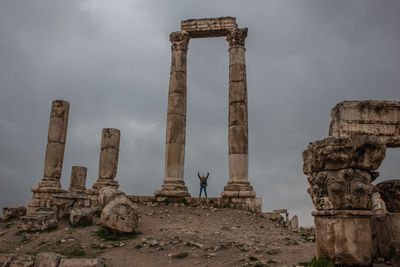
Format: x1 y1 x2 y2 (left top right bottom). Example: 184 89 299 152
0 205 316 266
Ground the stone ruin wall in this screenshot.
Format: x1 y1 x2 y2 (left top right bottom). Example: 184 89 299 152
329 100 400 147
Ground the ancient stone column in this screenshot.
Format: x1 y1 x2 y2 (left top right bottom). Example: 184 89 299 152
155 31 190 198
303 135 386 266
222 28 255 198
69 166 87 194
28 100 70 213
92 128 120 190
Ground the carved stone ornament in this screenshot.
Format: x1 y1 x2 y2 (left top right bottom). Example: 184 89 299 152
307 168 373 210
226 28 248 47
170 31 190 52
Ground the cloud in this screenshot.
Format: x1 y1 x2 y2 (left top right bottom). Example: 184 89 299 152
1 0 399 226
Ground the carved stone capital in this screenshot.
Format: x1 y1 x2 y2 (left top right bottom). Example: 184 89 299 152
170 31 190 52
307 168 373 210
226 28 248 47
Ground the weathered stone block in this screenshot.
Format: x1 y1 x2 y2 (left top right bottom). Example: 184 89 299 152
98 187 125 208
302 135 386 175
19 212 57 231
329 100 400 147
100 128 120 150
171 50 187 72
47 100 69 144
69 166 87 193
2 206 27 221
166 114 186 145
229 46 246 65
167 92 186 116
313 210 372 266
58 258 105 267
43 142 65 179
0 254 14 266
165 143 185 179
169 71 187 95
34 252 64 267
228 125 248 154
371 214 391 259
229 82 247 104
10 254 35 267
181 17 237 38
69 207 93 226
98 148 119 180
377 179 400 212
229 63 246 82
229 102 247 126
101 198 138 233
307 168 372 210
390 212 400 243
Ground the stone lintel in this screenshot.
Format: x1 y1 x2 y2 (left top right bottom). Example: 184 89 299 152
312 209 373 217
181 17 238 38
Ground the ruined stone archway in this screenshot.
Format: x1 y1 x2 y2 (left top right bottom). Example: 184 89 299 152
154 17 256 199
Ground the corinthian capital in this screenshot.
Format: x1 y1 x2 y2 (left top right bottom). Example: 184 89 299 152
226 28 248 47
170 31 190 52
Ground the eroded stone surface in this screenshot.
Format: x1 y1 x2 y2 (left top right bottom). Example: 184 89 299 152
58 258 105 267
307 168 373 210
376 180 400 212
329 100 400 147
98 187 125 209
19 211 57 231
2 206 26 221
181 17 237 38
313 210 372 266
69 207 93 226
34 252 64 267
10 254 35 267
303 135 386 175
101 198 138 233
69 166 87 194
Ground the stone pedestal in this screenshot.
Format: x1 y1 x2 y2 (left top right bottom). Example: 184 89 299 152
155 31 190 198
222 28 255 199
303 135 386 266
28 100 70 214
92 128 121 190
372 213 391 259
313 210 373 266
69 166 87 194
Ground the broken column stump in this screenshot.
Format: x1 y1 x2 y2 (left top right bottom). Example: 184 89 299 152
303 135 386 266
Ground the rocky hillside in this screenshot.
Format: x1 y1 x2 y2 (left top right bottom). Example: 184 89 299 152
0 204 316 266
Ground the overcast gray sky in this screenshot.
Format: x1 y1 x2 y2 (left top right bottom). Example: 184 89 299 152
1 0 399 226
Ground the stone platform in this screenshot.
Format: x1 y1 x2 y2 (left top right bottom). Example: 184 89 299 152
127 195 262 213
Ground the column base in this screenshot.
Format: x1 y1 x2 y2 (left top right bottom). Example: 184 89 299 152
27 184 66 214
313 209 373 266
154 179 190 198
92 179 119 190
221 181 255 198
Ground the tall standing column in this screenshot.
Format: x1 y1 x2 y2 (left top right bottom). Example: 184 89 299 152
155 31 190 198
222 28 255 198
93 128 120 190
28 100 70 213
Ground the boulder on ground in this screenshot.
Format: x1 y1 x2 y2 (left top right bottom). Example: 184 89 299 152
302 135 386 175
58 258 105 267
2 206 27 221
69 207 93 226
98 187 125 208
10 254 35 267
18 211 58 231
0 254 14 266
101 198 138 233
34 252 64 267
